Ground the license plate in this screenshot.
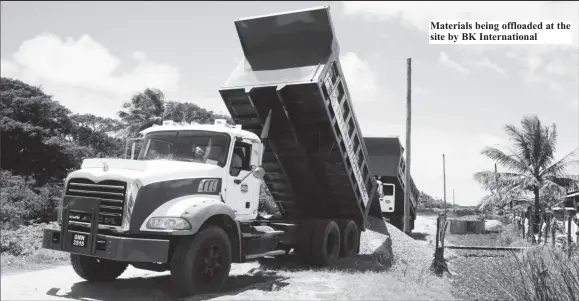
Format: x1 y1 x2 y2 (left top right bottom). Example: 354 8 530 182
71 233 88 248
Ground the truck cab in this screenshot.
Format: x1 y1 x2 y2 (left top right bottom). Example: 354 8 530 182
376 179 396 213
134 120 264 221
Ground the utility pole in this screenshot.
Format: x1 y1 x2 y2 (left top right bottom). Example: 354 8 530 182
453 189 455 212
404 58 412 233
443 154 447 219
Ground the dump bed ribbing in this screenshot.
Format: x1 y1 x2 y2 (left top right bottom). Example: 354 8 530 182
218 6 381 226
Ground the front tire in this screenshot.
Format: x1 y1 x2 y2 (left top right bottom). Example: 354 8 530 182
170 225 232 297
70 254 128 282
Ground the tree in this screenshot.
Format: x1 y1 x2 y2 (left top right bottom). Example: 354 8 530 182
117 88 165 138
71 114 123 133
474 115 578 233
0 77 86 183
163 101 233 125
70 114 124 157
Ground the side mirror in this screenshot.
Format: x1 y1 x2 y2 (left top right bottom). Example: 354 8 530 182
252 166 265 180
131 141 137 160
250 142 263 167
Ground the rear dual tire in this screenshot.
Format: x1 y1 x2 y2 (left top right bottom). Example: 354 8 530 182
296 219 359 266
337 219 360 257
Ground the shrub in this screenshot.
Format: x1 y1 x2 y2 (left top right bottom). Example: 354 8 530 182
1 222 58 256
486 246 579 301
455 208 477 217
258 182 281 216
0 171 63 229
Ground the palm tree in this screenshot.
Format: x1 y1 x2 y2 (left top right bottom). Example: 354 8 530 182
474 115 578 234
117 88 165 138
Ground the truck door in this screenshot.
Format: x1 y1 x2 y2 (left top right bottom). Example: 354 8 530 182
225 139 259 221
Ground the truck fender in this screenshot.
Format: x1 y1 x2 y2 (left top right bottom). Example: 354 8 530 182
139 196 241 261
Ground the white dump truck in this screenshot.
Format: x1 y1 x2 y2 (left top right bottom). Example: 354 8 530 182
42 6 383 297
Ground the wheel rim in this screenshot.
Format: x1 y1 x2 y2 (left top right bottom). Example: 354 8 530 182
195 243 223 282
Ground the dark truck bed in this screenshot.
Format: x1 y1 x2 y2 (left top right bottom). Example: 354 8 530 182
364 137 419 214
218 6 381 228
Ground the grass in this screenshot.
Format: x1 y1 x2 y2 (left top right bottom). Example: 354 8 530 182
486 246 579 301
1 248 69 274
446 217 579 301
0 221 70 274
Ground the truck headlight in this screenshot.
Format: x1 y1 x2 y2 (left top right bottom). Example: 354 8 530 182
146 217 191 230
197 179 220 193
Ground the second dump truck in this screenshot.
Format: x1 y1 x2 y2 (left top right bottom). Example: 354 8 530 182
42 6 382 297
364 137 418 231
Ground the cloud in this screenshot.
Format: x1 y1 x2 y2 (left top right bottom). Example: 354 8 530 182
342 1 578 46
340 52 380 102
0 58 19 77
342 1 578 89
545 59 573 76
475 57 506 75
439 52 469 74
1 33 180 117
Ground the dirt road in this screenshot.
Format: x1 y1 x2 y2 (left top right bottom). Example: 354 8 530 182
1 261 310 301
1 215 452 301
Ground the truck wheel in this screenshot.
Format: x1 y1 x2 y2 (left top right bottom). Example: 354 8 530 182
70 254 128 282
310 219 341 266
170 225 232 297
337 219 359 257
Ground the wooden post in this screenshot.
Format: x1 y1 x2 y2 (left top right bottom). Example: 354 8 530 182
538 212 543 243
531 205 537 243
568 216 572 246
443 154 447 219
493 164 502 214
404 58 412 233
453 189 455 212
521 209 526 239
545 213 552 244
435 214 440 250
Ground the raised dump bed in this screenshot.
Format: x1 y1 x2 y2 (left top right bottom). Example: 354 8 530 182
219 6 381 227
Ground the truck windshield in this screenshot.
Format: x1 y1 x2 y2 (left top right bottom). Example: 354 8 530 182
137 130 231 167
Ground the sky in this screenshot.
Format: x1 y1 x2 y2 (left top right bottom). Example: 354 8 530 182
1 1 578 206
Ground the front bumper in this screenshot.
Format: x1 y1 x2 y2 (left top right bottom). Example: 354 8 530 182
42 228 170 263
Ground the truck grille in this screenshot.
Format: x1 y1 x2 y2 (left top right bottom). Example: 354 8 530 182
65 178 127 227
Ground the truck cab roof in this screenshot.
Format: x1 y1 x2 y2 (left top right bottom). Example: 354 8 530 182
140 120 260 141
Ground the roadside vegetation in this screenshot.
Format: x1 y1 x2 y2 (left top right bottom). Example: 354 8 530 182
447 115 579 301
